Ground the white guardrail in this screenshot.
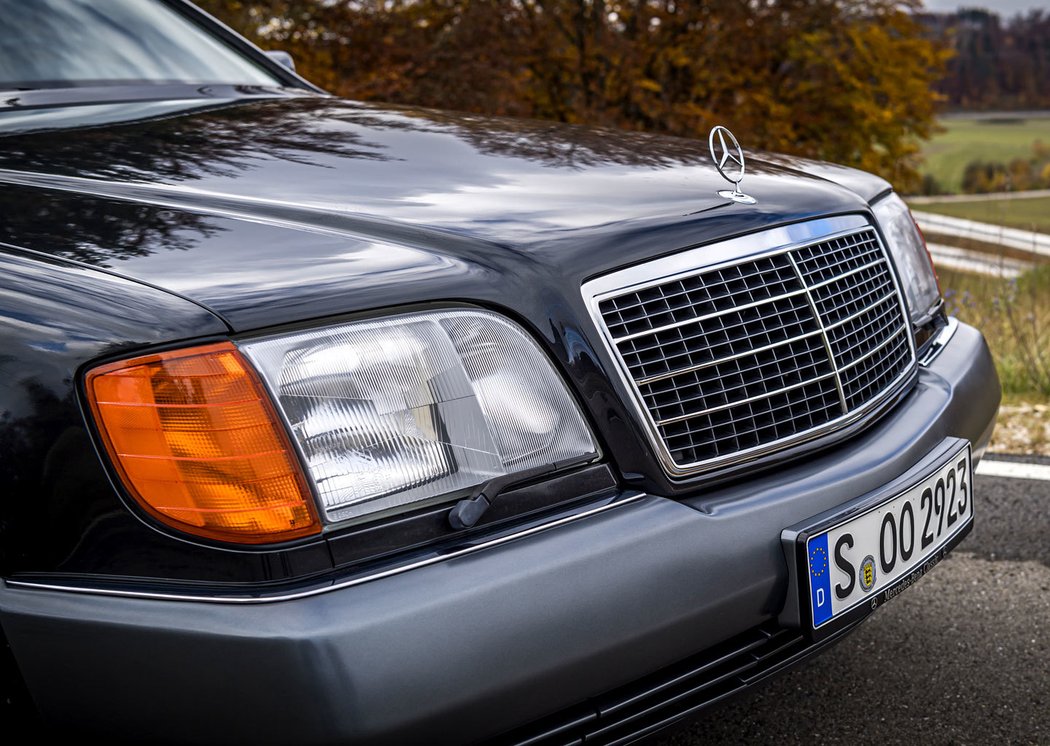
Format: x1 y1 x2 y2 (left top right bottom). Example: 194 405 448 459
923 242 1033 279
912 210 1050 260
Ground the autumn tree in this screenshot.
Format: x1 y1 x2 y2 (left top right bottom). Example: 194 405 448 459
926 9 1050 111
194 0 948 191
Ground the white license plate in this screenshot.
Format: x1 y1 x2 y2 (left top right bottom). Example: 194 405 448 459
806 443 973 629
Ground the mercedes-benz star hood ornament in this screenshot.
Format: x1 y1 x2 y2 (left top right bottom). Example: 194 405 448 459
709 125 757 205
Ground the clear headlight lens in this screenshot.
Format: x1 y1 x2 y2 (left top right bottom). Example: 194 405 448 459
872 193 941 323
240 309 598 523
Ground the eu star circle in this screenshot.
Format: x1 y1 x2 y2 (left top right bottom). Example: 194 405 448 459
809 545 828 578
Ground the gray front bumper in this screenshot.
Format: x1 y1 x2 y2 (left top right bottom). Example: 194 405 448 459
0 321 1000 744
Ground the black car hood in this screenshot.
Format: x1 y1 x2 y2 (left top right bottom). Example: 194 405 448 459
0 95 887 330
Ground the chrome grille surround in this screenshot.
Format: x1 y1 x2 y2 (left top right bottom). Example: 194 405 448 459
583 215 917 478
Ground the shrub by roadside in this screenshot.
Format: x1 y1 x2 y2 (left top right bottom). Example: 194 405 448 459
960 142 1050 194
940 264 1050 455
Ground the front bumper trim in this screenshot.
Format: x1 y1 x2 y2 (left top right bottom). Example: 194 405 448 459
5 493 644 604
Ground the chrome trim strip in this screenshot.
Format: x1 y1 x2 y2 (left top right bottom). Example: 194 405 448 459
606 262 791 315
824 291 898 332
610 288 809 344
788 252 848 413
805 257 886 291
582 215 918 479
654 372 838 425
919 316 960 367
584 216 872 298
834 314 905 360
633 329 825 386
837 325 908 372
5 495 645 604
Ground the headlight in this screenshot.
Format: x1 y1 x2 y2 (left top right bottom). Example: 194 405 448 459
241 309 599 524
872 193 941 323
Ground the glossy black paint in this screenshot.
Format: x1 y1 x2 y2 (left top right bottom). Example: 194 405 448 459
0 248 322 582
0 88 892 583
0 321 1000 744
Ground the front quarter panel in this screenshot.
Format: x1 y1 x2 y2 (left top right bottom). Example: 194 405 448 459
0 248 329 581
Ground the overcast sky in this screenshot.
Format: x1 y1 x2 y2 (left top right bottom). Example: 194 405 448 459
921 0 1049 14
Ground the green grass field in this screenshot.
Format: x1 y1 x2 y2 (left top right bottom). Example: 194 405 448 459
910 195 1050 234
920 114 1050 193
938 264 1050 397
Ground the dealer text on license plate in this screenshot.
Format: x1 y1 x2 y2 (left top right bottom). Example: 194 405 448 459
807 445 972 629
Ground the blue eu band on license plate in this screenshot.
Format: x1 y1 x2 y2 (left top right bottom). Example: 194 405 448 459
807 444 973 629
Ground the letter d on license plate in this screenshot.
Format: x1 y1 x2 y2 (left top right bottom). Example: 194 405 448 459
782 438 974 640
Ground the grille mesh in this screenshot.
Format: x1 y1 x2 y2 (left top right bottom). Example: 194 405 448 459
597 227 914 471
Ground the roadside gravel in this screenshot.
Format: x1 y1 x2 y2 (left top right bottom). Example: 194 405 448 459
991 404 1050 456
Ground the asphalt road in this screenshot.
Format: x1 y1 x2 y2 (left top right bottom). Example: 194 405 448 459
656 459 1050 746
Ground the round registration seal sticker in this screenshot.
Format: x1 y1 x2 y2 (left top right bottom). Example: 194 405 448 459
860 555 877 593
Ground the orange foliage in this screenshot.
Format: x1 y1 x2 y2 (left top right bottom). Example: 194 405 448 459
195 0 948 191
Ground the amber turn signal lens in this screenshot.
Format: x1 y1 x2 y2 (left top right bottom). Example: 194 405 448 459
85 342 320 544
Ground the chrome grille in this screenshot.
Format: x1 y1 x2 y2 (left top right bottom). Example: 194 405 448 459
586 219 916 476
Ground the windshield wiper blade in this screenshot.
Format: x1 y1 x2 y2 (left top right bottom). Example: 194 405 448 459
0 83 315 111
447 456 595 530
